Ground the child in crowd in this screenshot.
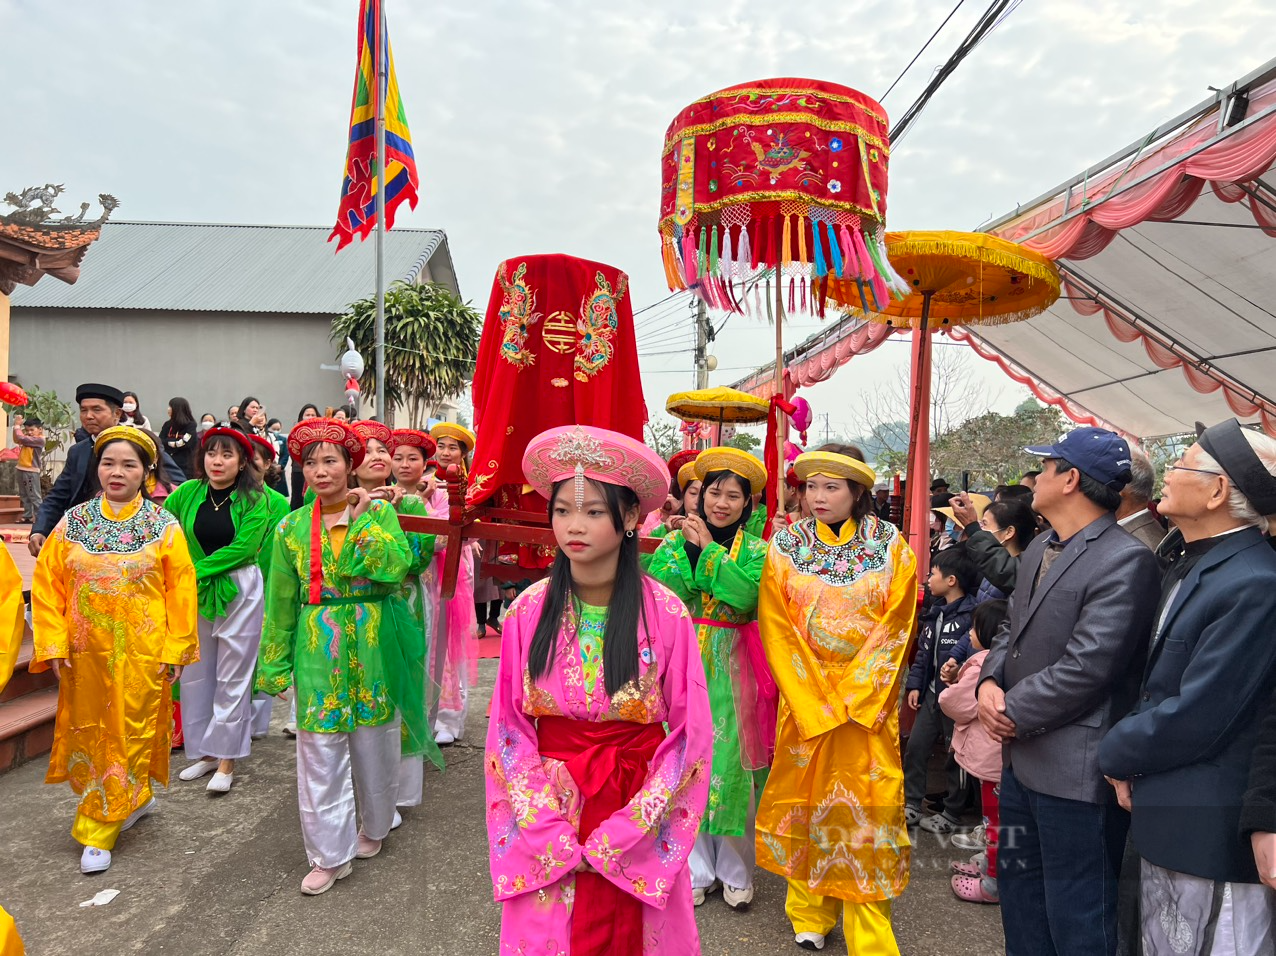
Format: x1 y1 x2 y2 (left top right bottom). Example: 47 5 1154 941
12 414 46 524
940 599 1008 905
904 544 980 833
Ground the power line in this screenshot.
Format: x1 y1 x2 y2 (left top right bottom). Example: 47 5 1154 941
889 0 1021 146
879 0 967 103
632 291 686 317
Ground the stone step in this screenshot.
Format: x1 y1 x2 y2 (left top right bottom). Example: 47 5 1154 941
0 495 22 524
0 685 57 773
1 638 56 704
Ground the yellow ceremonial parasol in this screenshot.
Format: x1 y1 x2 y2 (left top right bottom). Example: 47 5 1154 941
666 386 769 450
850 230 1061 581
666 386 770 425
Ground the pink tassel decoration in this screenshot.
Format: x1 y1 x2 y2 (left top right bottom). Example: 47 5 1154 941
839 225 859 278
788 277 796 313
682 231 698 287
851 229 876 282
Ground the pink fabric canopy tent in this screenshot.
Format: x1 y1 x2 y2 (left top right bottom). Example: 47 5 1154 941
732 57 1276 441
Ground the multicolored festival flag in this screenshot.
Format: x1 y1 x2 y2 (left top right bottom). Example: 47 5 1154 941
329 0 419 251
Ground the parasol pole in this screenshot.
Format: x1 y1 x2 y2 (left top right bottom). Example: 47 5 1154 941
373 0 387 423
773 216 786 535
902 292 935 586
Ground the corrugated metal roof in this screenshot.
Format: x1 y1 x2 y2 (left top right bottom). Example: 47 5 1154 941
8 221 456 314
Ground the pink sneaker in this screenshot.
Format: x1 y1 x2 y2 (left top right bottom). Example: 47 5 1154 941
301 861 352 895
951 873 999 904
355 834 382 859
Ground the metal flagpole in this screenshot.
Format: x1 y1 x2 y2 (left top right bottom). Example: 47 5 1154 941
374 0 387 422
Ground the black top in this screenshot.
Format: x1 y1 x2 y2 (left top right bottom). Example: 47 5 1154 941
193 485 236 555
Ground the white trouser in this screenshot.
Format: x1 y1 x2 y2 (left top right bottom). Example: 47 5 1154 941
690 788 756 890
434 684 467 740
396 754 423 808
250 693 273 739
296 718 401 868
181 566 264 762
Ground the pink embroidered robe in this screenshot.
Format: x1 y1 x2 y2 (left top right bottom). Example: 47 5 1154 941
484 578 712 955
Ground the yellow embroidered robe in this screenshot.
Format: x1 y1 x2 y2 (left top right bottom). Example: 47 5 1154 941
31 495 198 823
0 541 25 694
755 514 918 902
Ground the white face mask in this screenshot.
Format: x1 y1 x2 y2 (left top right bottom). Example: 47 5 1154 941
122 402 137 413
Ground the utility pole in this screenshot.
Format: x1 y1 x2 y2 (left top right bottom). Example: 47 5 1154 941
821 413 832 444
693 298 710 389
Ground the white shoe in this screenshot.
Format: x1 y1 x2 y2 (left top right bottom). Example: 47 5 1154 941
207 771 234 793
795 932 826 951
434 729 455 745
723 884 753 909
692 880 720 906
80 846 112 874
391 811 403 831
179 758 219 781
121 797 156 831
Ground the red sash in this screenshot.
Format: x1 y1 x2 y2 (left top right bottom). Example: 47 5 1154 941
537 716 665 956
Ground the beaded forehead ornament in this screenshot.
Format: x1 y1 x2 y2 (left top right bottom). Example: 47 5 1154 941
549 427 611 509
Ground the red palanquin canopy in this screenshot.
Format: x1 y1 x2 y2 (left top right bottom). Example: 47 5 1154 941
468 253 647 504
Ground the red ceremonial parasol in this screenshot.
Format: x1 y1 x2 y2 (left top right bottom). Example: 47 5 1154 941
659 78 905 529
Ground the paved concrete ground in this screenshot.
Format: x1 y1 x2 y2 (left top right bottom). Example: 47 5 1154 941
0 661 1004 955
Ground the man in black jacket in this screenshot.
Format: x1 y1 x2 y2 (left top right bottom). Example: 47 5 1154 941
1101 418 1276 952
29 383 186 556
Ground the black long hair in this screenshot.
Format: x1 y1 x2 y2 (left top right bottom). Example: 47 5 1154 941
297 403 320 423
167 397 195 430
986 498 1038 550
528 478 646 696
196 429 264 502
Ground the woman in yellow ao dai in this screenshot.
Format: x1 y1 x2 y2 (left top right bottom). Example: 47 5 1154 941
755 445 918 955
31 426 198 875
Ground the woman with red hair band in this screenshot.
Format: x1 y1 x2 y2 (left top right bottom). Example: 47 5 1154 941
256 419 424 895
164 423 273 794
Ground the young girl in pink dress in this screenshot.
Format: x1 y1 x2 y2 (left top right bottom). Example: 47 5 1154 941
485 425 713 955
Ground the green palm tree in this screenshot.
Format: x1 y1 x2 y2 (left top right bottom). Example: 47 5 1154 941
332 280 481 426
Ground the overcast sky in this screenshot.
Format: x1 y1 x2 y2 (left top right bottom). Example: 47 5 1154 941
5 0 1273 439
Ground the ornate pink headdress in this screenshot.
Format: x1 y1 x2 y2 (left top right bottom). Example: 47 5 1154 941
522 425 669 515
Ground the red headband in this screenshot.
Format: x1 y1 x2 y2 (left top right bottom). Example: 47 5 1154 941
202 424 256 460
351 419 394 450
391 428 437 457
288 418 365 468
247 433 276 462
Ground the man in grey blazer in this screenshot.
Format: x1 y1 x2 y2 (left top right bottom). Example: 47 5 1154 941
978 427 1161 956
1116 449 1167 552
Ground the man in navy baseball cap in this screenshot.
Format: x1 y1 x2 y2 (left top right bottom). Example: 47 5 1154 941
978 422 1158 956
1025 426 1134 491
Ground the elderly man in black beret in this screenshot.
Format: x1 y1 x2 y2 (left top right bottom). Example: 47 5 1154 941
1101 419 1276 955
29 383 186 556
